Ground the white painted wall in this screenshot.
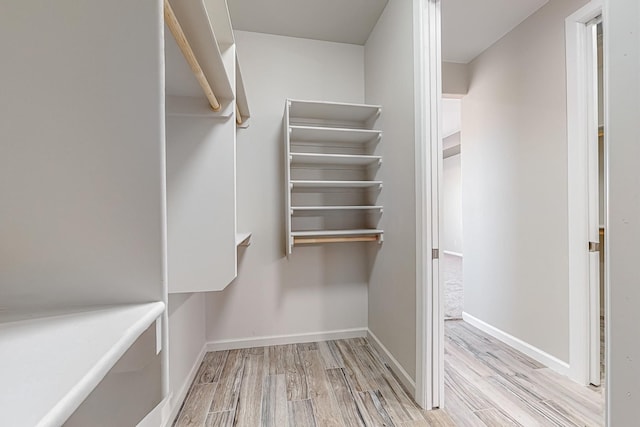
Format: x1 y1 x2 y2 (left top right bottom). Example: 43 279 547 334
443 153 463 255
364 0 418 380
442 62 469 96
166 293 206 424
204 32 369 343
605 0 640 422
461 0 588 362
0 0 165 309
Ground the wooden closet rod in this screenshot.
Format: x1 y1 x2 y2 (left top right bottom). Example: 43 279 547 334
294 235 380 245
236 103 243 125
164 0 221 111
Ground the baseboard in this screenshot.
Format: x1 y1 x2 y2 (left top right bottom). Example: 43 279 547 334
442 250 463 257
366 329 416 397
205 328 368 352
462 312 570 376
162 344 208 427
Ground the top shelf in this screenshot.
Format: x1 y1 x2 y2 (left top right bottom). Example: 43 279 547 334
0 302 165 427
165 0 234 102
288 99 381 129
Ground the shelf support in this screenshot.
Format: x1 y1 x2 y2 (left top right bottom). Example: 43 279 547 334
164 0 221 111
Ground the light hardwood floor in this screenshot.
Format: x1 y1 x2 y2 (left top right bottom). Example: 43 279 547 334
174 321 604 426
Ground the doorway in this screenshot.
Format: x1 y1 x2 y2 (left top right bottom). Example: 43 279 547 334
415 0 608 422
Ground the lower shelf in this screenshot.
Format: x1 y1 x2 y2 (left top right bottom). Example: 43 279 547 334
0 302 165 427
291 229 383 245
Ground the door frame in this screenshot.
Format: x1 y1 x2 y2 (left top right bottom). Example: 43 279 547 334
413 0 442 410
414 0 608 412
566 0 604 386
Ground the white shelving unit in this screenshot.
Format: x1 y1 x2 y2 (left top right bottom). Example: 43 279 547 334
2 0 251 424
284 99 383 255
165 0 251 293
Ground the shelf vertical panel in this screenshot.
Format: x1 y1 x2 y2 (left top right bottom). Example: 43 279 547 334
166 113 236 293
285 101 293 256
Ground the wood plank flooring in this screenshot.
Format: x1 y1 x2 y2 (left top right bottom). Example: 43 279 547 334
174 321 603 426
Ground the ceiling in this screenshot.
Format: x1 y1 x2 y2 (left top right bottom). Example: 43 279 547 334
442 0 549 63
228 0 389 45
229 0 548 61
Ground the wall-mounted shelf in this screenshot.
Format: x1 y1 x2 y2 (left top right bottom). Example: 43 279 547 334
0 302 165 427
289 126 381 145
164 0 234 112
290 180 382 189
284 99 383 255
292 229 384 245
291 205 383 214
166 95 234 119
288 99 381 128
290 153 382 167
236 232 252 247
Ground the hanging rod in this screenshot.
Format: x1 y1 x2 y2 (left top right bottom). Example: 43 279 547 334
164 0 221 111
236 103 243 125
294 235 380 245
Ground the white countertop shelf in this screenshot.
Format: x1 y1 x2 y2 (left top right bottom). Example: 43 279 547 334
289 126 381 144
290 152 381 166
291 180 382 189
0 302 165 427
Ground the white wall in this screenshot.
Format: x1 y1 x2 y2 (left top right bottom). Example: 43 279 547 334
442 62 469 96
365 0 418 380
443 152 463 255
166 293 206 423
0 0 166 309
204 31 369 343
461 0 588 362
605 0 640 422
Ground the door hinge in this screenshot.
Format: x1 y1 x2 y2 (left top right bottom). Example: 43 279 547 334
432 248 440 259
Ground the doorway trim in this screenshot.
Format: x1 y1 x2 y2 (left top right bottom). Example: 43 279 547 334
565 0 603 386
414 0 442 410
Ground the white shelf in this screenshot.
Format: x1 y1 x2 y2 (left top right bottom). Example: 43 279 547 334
291 180 382 189
288 99 381 127
0 302 165 427
235 232 252 247
292 229 384 237
289 126 381 144
291 205 383 213
290 153 381 166
166 95 233 119
165 0 233 101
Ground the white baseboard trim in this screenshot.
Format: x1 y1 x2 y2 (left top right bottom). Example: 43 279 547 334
205 328 368 352
462 312 570 376
162 344 207 427
366 329 416 397
442 250 463 257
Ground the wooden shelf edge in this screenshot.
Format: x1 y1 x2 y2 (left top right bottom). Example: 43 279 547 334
294 234 383 245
